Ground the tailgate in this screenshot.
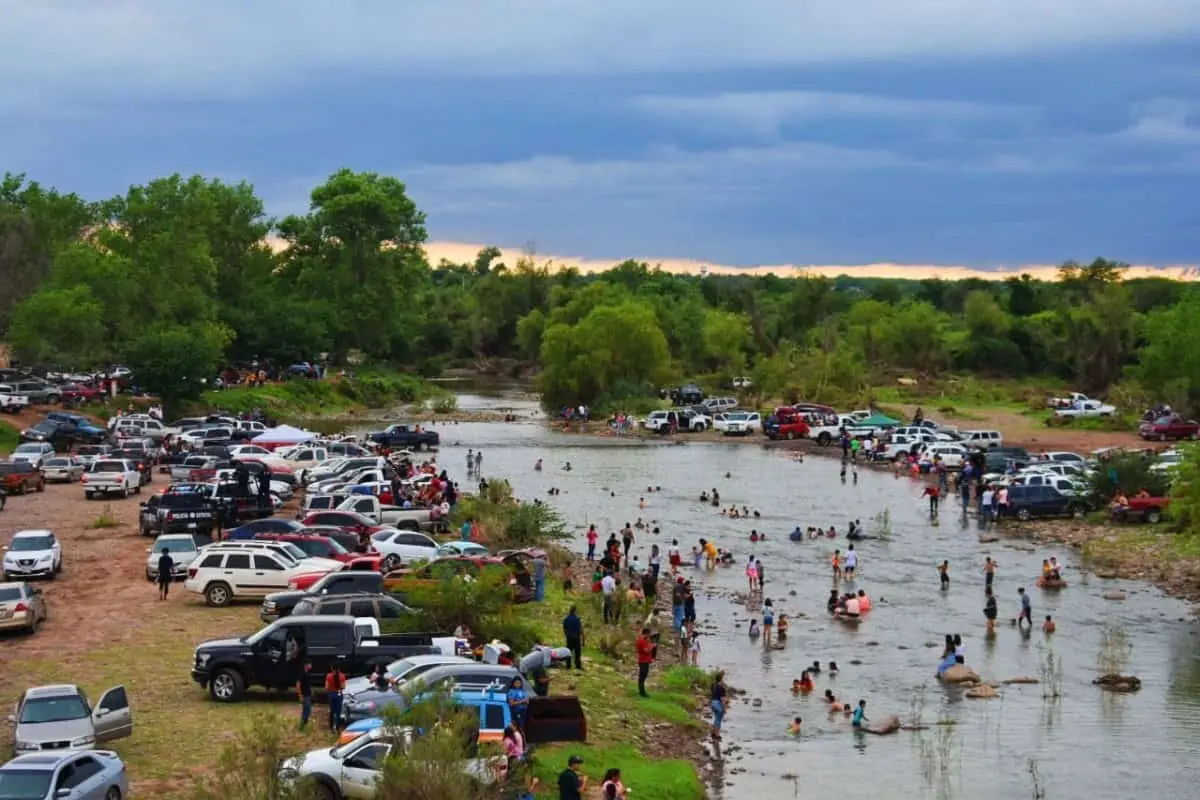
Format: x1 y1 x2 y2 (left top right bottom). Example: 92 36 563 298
524 696 587 744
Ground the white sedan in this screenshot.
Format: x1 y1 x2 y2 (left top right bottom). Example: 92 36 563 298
371 530 440 572
227 445 291 470
713 412 761 435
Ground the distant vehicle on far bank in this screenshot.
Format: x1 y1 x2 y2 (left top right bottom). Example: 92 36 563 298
1139 415 1200 441
366 424 439 451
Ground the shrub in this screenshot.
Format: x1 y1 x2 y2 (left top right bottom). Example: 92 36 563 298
1085 451 1170 503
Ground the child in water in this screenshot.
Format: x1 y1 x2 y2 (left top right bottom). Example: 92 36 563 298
789 717 802 735
1043 615 1056 634
776 614 789 641
938 560 950 590
796 671 814 693
748 620 760 638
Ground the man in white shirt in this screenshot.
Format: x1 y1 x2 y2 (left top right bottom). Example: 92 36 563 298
601 573 618 624
844 545 858 577
980 486 995 525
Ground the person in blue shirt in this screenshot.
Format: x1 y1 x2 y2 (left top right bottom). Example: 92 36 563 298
508 676 530 730
562 606 584 670
851 699 868 729
533 554 547 602
461 517 474 542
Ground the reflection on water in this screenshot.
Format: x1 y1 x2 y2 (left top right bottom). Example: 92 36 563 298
347 397 1200 799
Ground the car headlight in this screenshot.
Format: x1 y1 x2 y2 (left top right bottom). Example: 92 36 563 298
195 652 211 667
38 555 52 563
14 741 36 752
263 601 277 612
70 735 95 747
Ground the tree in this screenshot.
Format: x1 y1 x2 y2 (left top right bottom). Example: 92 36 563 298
1132 291 1200 413
126 324 231 411
701 309 752 374
6 286 107 367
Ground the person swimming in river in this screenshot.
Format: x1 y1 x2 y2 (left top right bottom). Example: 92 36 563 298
938 560 950 590
750 530 759 544
748 619 761 639
827 589 840 614
534 458 543 471
796 671 814 693
564 462 572 471
776 613 788 641
826 526 837 538
711 489 720 507
1043 615 1056 633
699 491 709 503
789 717 803 735
1048 557 1062 580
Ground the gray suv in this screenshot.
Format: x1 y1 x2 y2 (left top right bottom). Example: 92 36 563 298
8 684 133 755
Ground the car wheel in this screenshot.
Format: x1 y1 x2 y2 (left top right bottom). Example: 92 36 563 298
1070 505 1084 519
785 431 795 440
817 432 831 446
1146 509 1162 524
209 668 245 702
1017 508 1031 522
382 554 402 572
104 787 122 800
85 491 94 500
135 483 142 494
27 615 39 635
35 480 44 493
307 780 339 800
205 582 233 607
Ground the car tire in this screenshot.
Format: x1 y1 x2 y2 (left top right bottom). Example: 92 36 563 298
1017 508 1031 522
104 787 122 800
382 554 402 572
307 780 339 800
135 483 142 494
205 582 233 607
785 431 795 440
817 432 832 446
27 615 39 635
1146 509 1162 524
85 491 94 500
209 668 245 702
1069 505 1084 519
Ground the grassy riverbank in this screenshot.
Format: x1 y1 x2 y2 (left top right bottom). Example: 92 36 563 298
188 370 454 419
0 417 18 453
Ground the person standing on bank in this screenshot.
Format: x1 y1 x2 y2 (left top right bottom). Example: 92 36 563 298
563 605 584 670
533 552 547 602
157 548 174 600
297 661 313 729
636 627 656 697
324 663 346 732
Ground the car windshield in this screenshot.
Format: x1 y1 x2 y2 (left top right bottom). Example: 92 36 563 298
0 770 54 799
43 459 69 467
725 413 748 420
76 446 104 455
30 423 55 433
280 544 307 561
0 587 24 602
18 695 89 723
10 536 53 552
13 445 43 454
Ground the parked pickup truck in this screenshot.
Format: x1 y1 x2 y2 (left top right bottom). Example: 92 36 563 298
1054 400 1117 419
366 424 440 451
1047 392 1096 409
82 459 142 499
260 569 390 622
337 495 432 532
805 414 859 446
764 417 810 441
1115 496 1169 524
1139 415 1200 441
191 615 444 702
0 386 30 413
139 492 218 538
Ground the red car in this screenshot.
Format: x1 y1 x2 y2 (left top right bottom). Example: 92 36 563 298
766 418 811 441
253 532 357 563
288 556 382 591
1139 415 1200 441
61 383 104 402
299 510 388 538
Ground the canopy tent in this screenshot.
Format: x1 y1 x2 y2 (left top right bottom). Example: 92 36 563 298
857 413 900 428
251 424 316 451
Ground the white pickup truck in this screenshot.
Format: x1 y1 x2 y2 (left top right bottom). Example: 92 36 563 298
0 384 30 413
1047 392 1101 410
1054 399 1117 419
82 458 143 499
805 414 860 446
337 495 433 531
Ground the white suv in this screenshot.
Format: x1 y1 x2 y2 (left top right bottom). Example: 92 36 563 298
2 530 63 580
962 430 1004 449
184 547 332 607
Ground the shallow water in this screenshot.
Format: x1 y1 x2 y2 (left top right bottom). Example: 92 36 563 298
376 395 1200 799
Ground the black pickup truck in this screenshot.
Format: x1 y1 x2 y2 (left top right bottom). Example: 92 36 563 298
260 570 387 622
191 615 442 702
138 492 218 538
366 424 439 451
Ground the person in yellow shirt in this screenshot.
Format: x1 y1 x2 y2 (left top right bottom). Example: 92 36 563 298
703 539 718 570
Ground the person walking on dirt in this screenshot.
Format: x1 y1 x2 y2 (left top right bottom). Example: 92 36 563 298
157 548 174 600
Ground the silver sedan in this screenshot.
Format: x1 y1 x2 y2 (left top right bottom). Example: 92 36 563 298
41 457 85 483
0 749 129 799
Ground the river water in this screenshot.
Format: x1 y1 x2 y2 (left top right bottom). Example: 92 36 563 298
365 389 1200 799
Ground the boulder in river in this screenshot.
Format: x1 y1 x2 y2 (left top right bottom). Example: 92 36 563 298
978 534 1000 543
1002 676 1040 685
1102 590 1128 601
1093 674 1141 692
863 714 902 735
965 685 1000 699
939 665 980 684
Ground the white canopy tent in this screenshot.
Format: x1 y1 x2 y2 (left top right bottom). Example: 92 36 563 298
251 424 316 451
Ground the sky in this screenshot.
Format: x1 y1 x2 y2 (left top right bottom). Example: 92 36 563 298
1 1 1199 270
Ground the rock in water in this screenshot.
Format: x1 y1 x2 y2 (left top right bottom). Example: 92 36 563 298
1093 674 1141 692
965 685 999 699
1102 590 1128 601
864 714 902 735
978 534 1000 543
940 665 980 684
1002 677 1040 685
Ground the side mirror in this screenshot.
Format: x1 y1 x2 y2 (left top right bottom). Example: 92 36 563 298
145 547 152 553
7 714 16 723
55 789 72 799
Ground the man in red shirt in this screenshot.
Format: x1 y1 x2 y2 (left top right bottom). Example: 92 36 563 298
635 628 656 698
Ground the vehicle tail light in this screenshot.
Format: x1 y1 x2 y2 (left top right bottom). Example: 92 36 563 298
188 567 198 578
13 603 27 613
80 475 87 484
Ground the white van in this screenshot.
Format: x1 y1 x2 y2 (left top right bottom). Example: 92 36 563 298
962 430 1004 449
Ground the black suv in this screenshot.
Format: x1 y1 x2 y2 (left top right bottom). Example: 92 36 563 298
139 492 218 538
1003 485 1087 521
291 592 413 620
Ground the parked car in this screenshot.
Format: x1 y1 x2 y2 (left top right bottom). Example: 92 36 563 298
291 592 413 620
1054 399 1117 419
1115 495 1170 524
60 382 104 402
260 569 392 622
253 532 357 563
299 510 390 540
1003 485 1087 521
81 459 141 499
370 529 441 571
0 384 31 413
145 533 212 582
336 495 431 531
341 663 524 723
8 684 132 754
0 581 48 634
2 531 62 581
712 411 761 436
701 396 738 413
0 461 46 495
138 492 218 538
365 424 440 451
10 443 56 469
228 517 305 539
40 456 85 483
962 430 1004 449
11 381 61 406
190 616 442 702
921 442 970 469
183 546 340 607
435 542 490 558
764 417 810 441
0 749 131 799
1139 415 1200 441
72 445 112 469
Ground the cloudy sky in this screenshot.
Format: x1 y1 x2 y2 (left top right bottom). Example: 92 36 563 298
2 1 1198 268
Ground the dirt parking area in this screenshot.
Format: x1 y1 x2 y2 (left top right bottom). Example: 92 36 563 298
0 480 325 796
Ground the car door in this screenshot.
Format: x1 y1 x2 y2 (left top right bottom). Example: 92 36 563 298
396 532 436 560
306 622 351 678
252 553 291 592
318 599 351 616
340 740 392 798
348 597 380 619
57 752 107 798
92 685 133 742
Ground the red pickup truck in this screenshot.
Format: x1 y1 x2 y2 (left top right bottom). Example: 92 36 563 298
766 418 811 441
1114 496 1169 524
1139 415 1200 441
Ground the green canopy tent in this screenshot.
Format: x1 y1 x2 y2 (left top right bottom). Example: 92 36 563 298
856 413 901 428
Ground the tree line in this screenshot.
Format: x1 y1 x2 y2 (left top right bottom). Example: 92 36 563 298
2 170 1198 411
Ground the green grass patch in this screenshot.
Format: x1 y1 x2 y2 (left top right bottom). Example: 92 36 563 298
189 369 449 419
531 742 704 800
0 419 18 454
1080 528 1200 567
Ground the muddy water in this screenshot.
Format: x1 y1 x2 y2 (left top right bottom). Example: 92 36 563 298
375 393 1200 799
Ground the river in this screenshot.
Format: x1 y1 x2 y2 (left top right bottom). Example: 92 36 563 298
362 388 1200 799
